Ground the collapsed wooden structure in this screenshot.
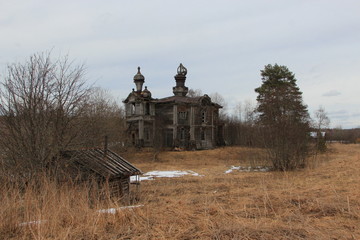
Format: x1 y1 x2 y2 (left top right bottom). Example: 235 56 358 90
61 148 141 201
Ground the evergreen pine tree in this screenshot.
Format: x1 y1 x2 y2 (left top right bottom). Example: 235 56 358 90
255 64 310 170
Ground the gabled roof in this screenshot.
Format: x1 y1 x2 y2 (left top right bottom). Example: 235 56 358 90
61 149 142 178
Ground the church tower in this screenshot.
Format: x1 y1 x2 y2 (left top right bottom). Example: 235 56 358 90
173 63 188 97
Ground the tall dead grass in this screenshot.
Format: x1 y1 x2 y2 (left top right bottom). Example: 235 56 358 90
1 143 359 239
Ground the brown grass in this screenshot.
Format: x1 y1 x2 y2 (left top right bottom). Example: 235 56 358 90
1 143 359 239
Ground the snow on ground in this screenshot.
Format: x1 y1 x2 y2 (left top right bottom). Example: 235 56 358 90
19 220 47 227
144 170 202 178
97 204 144 214
130 170 203 182
19 205 145 225
130 175 154 182
225 166 271 174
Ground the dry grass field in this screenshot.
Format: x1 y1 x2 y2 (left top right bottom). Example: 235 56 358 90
1 143 359 239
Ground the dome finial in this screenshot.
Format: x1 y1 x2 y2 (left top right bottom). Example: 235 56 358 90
177 63 187 76
173 63 188 96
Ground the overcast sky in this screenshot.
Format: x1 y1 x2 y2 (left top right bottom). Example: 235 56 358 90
1 0 359 128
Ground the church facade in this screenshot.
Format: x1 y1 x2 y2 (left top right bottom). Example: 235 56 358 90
123 64 223 150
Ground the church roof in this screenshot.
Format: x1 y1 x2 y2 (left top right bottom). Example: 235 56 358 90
155 96 201 103
154 95 222 108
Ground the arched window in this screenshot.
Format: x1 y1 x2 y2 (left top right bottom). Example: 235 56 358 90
131 103 135 115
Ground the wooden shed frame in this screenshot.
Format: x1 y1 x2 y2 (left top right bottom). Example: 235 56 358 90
61 148 142 202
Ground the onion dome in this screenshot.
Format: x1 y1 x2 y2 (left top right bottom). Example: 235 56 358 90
133 66 145 81
142 86 152 98
133 66 145 92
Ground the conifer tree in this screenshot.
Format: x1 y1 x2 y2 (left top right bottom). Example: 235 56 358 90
255 64 310 170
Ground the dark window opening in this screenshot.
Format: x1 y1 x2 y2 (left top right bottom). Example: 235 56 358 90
201 111 206 123
145 103 150 115
201 129 205 141
145 129 150 140
164 129 173 147
178 111 187 120
132 133 136 145
131 103 135 115
180 128 185 140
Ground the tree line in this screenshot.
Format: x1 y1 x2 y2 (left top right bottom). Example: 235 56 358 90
1 52 356 181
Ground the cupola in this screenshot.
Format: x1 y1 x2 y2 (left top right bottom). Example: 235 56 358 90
133 67 145 92
142 86 152 98
173 63 188 97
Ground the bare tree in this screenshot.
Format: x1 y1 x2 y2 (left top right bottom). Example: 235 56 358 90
187 88 202 97
0 52 91 179
313 106 330 130
223 100 257 146
79 87 125 149
209 92 228 120
313 106 330 152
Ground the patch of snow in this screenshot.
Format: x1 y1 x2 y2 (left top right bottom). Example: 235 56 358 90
130 175 154 182
98 204 144 214
131 170 203 182
19 220 47 227
225 166 241 174
225 166 271 174
145 170 189 178
187 170 203 176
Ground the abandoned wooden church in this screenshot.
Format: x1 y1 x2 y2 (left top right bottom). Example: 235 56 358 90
123 64 224 150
